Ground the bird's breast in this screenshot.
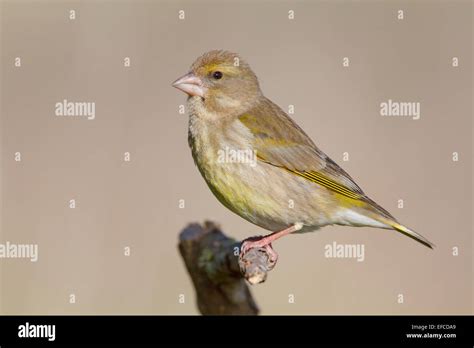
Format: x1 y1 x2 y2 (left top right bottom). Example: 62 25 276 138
188 114 280 229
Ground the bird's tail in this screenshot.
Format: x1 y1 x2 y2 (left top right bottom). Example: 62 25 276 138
388 221 435 249
360 199 435 249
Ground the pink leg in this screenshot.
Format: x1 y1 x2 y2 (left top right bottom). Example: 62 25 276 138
240 223 303 258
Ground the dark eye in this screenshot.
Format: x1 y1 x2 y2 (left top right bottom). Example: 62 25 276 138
212 71 223 80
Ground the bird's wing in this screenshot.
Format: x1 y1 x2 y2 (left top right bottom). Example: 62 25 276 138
237 99 433 246
238 98 375 203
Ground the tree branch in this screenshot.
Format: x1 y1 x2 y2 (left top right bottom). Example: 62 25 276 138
178 221 277 315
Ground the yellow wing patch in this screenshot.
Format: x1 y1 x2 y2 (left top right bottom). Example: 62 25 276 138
290 169 363 200
257 153 363 200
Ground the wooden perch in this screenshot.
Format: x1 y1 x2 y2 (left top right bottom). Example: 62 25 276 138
178 221 277 315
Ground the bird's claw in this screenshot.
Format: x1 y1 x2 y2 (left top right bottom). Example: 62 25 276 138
240 236 263 255
240 238 279 265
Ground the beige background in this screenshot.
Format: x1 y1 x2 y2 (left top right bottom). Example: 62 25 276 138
0 0 472 314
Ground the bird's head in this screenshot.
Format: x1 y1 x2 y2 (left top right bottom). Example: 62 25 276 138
172 50 262 117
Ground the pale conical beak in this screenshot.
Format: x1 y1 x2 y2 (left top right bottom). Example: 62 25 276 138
172 72 207 98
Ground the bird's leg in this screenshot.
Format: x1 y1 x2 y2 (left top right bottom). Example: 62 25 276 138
240 223 303 261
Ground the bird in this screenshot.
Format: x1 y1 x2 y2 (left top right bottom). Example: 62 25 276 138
172 50 434 263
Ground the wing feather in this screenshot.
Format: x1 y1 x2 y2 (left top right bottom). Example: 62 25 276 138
239 98 366 200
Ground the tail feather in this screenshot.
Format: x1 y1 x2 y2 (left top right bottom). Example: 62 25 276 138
360 199 435 249
390 222 435 249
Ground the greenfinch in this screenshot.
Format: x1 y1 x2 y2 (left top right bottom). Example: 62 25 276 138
172 50 434 261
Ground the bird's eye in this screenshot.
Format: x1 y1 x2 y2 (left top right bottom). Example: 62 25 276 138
212 71 223 80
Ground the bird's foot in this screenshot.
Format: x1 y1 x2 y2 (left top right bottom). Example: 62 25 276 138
240 223 302 260
238 225 301 284
240 237 278 264
263 244 278 264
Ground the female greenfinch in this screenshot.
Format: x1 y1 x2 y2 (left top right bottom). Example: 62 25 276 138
172 50 434 262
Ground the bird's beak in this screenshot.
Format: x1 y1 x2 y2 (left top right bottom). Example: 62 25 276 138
172 72 207 98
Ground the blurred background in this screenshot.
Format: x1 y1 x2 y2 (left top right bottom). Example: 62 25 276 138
0 0 472 314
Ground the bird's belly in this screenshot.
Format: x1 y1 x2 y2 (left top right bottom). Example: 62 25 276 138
195 151 334 232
